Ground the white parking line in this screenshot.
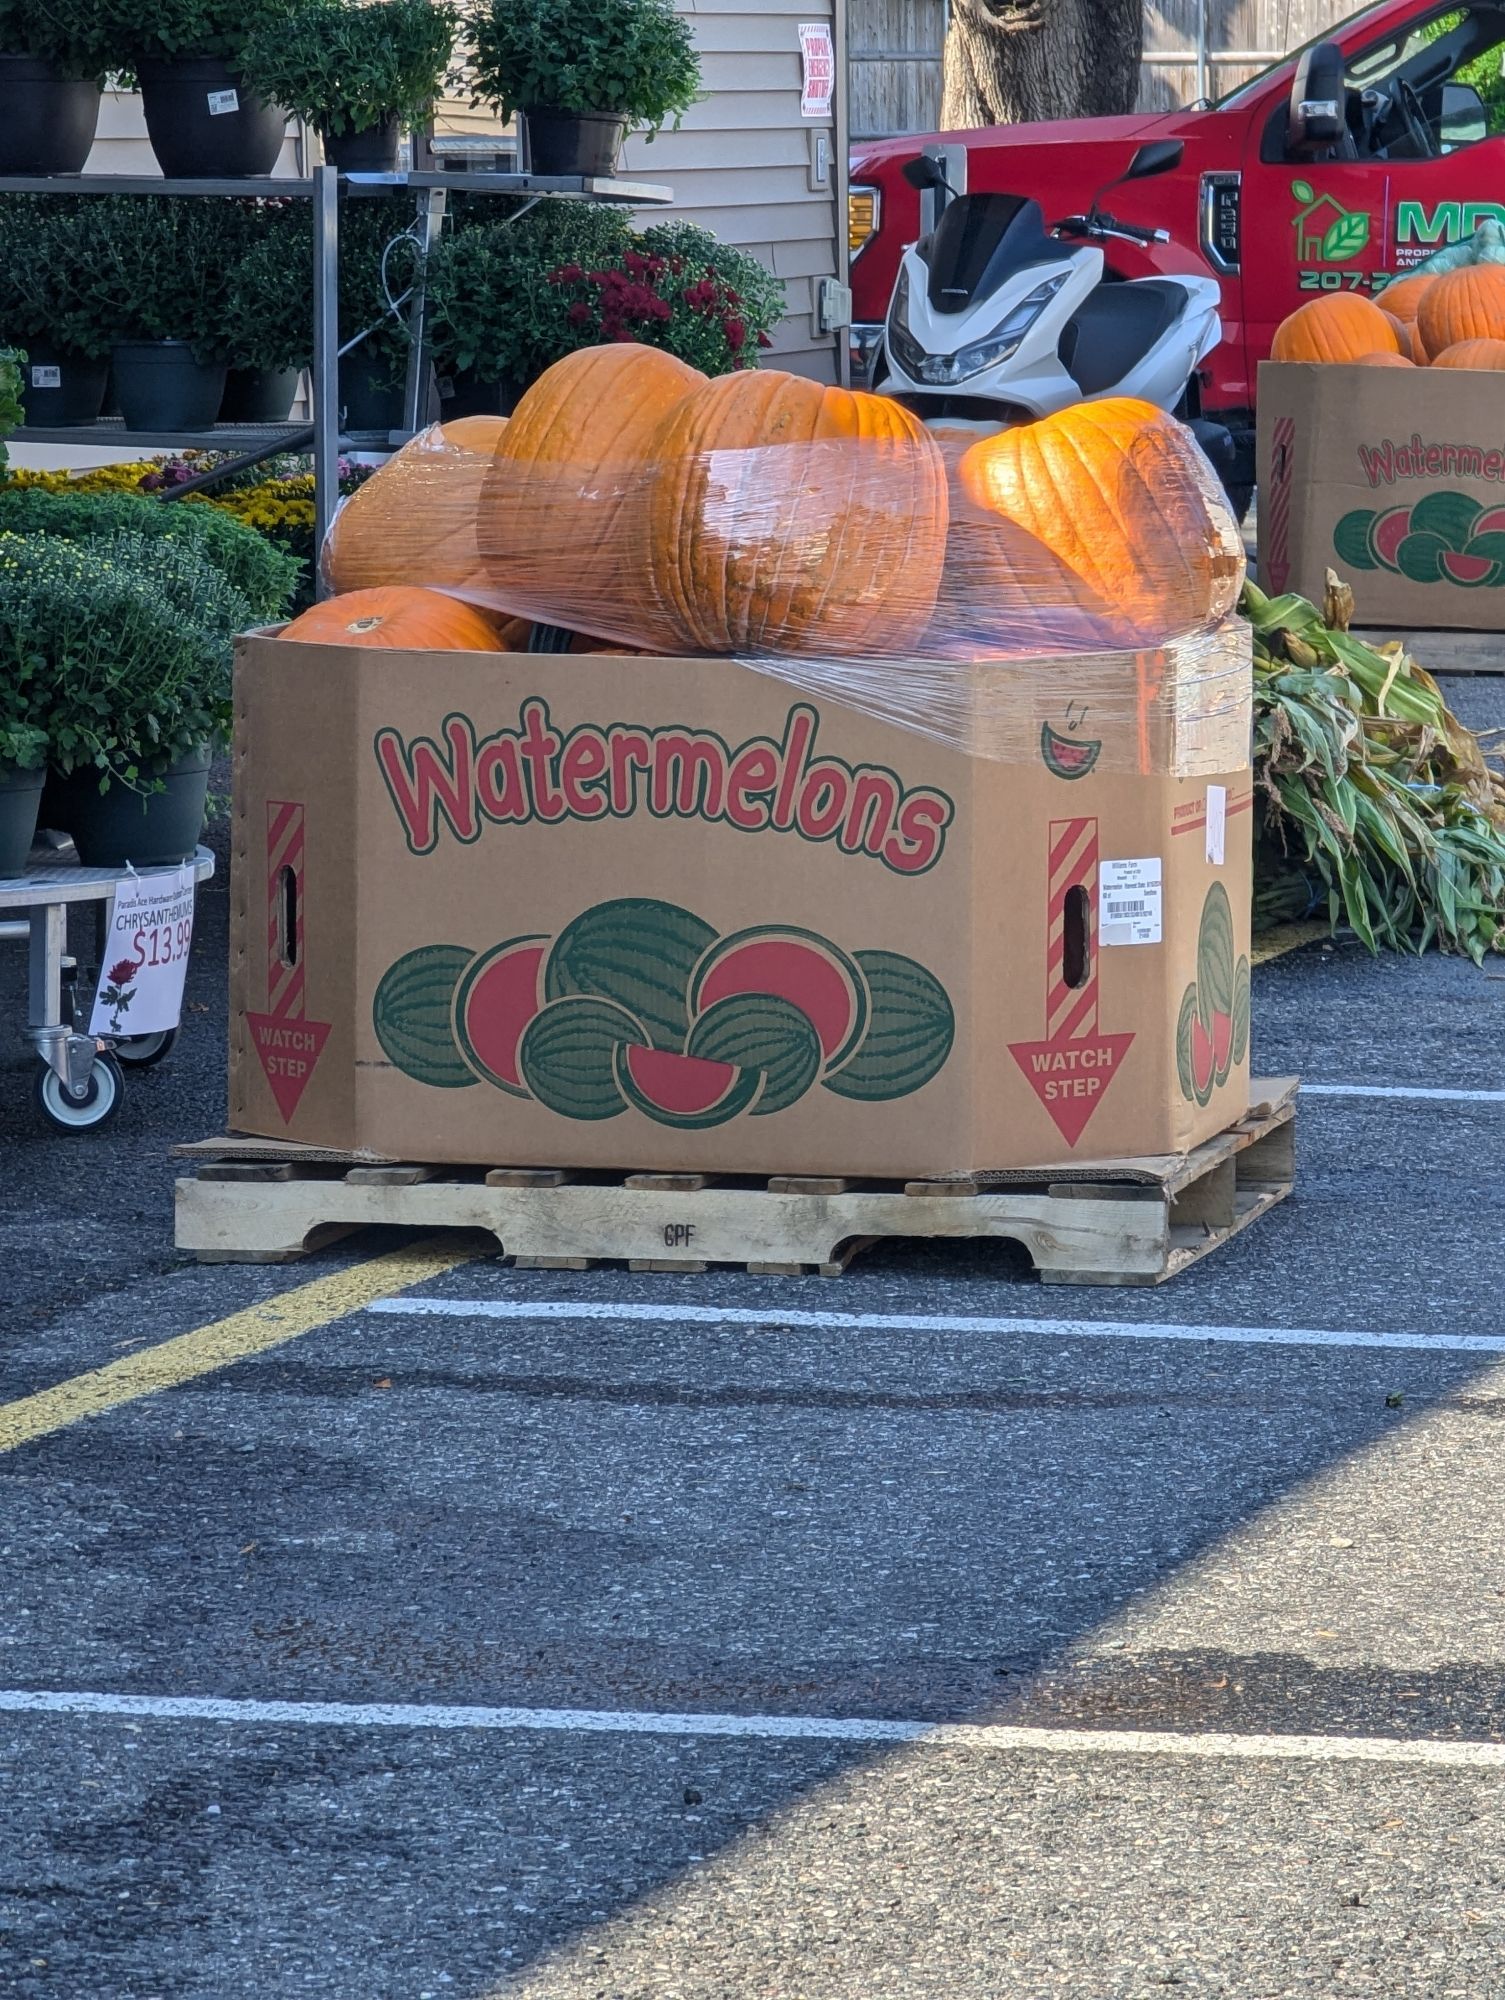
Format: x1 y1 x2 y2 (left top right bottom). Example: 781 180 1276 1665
368 1296 1505 1356
2 1688 1502 1771
1301 1084 1505 1104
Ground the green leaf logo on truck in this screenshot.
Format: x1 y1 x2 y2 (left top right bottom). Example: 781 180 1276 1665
373 897 956 1127
1334 492 1505 586
1291 180 1371 264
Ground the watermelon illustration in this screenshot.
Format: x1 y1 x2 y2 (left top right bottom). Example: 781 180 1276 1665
823 949 955 1102
686 994 823 1115
545 898 718 1052
1462 529 1505 580
1191 1009 1217 1106
1195 881 1236 1033
689 926 869 1069
1395 530 1450 584
1211 1008 1234 1083
1232 955 1251 1066
372 944 478 1090
1408 491 1481 549
1369 505 1412 573
1175 985 1198 1104
1039 720 1103 780
1333 508 1379 573
1439 549 1498 587
517 996 647 1120
453 934 548 1095
614 1043 763 1129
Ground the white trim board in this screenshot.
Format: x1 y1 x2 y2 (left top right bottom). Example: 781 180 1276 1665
2 1688 1503 1771
367 1298 1505 1357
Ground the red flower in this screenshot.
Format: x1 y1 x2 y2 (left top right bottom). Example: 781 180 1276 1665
566 301 594 327
549 262 585 285
724 317 747 352
757 330 774 349
107 958 139 986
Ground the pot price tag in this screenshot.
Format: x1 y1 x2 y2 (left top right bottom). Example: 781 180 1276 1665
89 864 197 1038
29 364 60 389
206 87 240 115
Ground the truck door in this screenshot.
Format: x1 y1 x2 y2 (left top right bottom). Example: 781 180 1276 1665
1241 3 1505 366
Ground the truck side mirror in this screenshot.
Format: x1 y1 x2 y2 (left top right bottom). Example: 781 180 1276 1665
903 155 947 192
1126 139 1184 180
1287 42 1347 156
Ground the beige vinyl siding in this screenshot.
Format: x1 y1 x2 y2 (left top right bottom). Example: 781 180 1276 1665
622 0 843 381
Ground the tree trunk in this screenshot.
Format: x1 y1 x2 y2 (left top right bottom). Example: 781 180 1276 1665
941 0 1144 129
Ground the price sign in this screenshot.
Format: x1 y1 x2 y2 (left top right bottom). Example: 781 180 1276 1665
90 864 197 1037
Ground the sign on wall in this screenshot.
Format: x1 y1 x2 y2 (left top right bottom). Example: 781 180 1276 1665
799 22 835 118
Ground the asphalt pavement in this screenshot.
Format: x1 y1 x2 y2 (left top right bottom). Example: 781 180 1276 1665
1 681 1504 1999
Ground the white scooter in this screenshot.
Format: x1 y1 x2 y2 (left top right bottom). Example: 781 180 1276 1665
880 140 1240 502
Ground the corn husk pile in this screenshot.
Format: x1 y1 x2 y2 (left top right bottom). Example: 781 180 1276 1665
1248 572 1505 960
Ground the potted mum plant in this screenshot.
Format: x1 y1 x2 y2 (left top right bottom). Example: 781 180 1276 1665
69 197 238 428
0 0 112 174
336 195 423 430
465 0 700 178
0 197 114 423
222 200 312 419
6 530 252 867
243 0 456 172
95 0 295 176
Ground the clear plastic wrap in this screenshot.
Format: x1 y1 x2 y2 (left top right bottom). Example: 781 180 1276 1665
322 391 1251 777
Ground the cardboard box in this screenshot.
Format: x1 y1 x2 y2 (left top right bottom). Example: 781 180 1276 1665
1258 360 1505 627
229 635 1253 1177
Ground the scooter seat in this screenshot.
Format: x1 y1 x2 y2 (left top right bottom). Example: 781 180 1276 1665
1058 281 1187 397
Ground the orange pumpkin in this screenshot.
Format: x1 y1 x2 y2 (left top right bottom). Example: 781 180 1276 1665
946 398 1244 649
1430 337 1505 369
638 369 949 656
1270 293 1402 363
325 416 507 595
479 344 705 611
1405 319 1430 363
1417 264 1505 359
281 586 508 651
1376 272 1433 325
1351 350 1415 367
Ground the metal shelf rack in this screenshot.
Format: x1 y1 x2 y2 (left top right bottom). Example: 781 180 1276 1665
2 167 673 575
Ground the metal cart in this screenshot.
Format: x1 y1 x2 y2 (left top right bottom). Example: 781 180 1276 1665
0 844 215 1130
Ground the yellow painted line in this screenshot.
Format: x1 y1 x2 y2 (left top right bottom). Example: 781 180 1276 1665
1251 919 1330 967
0 1239 476 1456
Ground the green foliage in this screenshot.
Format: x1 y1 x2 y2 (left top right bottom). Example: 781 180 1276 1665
424 201 633 382
0 0 114 76
0 483 299 619
464 0 700 133
0 196 114 358
243 0 456 133
224 200 313 372
338 194 420 388
93 0 300 64
0 348 21 478
63 196 258 361
0 531 251 788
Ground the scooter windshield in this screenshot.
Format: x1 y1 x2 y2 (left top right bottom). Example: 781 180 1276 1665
924 195 1069 314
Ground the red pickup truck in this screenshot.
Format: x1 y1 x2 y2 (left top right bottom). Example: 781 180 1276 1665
849 0 1505 495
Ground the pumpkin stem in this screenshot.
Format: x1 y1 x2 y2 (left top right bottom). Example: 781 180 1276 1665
347 616 383 634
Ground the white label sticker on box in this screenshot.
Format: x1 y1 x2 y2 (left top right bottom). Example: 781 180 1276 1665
1205 784 1227 866
89 865 197 1037
1099 858 1163 947
29 364 60 388
207 87 239 114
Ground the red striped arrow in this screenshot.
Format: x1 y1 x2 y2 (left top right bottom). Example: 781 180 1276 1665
1007 815 1134 1147
246 800 330 1122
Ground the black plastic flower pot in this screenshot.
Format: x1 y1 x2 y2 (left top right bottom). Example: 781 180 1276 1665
137 58 286 177
20 342 108 426
0 57 100 173
523 108 626 177
338 358 437 433
439 369 523 419
111 342 227 431
325 117 401 172
0 762 44 878
220 367 300 422
45 749 212 870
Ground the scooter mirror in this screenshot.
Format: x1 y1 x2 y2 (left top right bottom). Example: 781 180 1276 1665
1125 139 1184 180
903 154 948 192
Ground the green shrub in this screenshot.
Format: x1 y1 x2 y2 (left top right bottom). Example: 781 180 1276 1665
0 196 114 360
0 484 299 620
225 200 314 374
0 0 114 76
0 531 251 787
464 0 700 134
243 0 457 135
94 0 301 64
64 197 254 362
338 195 420 389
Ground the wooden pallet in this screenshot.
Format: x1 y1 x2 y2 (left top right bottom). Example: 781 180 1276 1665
1354 628 1505 677
172 1079 1297 1287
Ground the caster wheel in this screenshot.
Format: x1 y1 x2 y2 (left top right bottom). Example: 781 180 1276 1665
35 1051 124 1132
114 1027 179 1068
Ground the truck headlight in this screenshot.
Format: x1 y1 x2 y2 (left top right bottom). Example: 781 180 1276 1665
849 185 881 259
